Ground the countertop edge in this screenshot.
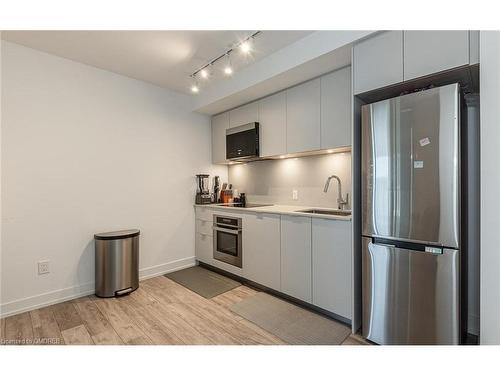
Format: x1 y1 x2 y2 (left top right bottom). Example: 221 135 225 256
194 204 352 221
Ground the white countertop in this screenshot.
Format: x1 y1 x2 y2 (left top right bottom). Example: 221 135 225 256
194 203 352 221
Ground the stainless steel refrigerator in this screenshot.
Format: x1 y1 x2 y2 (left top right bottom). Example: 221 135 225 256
361 83 465 345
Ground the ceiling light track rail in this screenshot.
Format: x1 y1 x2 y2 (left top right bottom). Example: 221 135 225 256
190 31 261 78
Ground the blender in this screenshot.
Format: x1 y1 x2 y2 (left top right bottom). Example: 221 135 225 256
195 174 212 205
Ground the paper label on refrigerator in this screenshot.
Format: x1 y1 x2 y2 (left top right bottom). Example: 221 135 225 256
419 137 431 147
414 160 424 169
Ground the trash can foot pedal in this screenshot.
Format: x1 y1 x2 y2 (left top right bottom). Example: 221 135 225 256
115 287 133 297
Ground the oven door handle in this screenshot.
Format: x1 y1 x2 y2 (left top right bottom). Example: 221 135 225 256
213 226 242 235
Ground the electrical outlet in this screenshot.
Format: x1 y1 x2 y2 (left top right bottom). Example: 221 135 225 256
38 260 50 275
292 189 298 200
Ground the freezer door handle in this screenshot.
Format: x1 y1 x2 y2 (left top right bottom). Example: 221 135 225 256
372 237 445 253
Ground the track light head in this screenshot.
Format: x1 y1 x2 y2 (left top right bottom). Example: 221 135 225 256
240 40 251 54
200 68 209 79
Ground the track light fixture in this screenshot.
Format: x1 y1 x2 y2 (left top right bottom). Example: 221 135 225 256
190 75 199 93
240 39 252 54
188 31 261 93
223 54 233 76
200 67 210 79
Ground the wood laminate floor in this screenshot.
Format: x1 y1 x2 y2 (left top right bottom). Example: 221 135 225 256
0 275 368 345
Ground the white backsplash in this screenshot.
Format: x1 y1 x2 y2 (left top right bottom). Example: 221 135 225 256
228 152 352 209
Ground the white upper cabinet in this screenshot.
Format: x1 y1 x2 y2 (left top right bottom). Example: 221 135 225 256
403 31 470 81
229 101 259 128
312 218 352 319
211 111 230 164
320 66 352 150
469 31 480 65
258 91 287 157
242 213 281 290
286 78 321 154
353 31 404 94
354 30 477 95
280 215 312 302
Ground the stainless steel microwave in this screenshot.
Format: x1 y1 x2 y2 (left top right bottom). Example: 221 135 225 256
226 122 259 161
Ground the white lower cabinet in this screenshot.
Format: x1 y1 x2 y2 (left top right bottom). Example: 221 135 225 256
195 219 212 236
195 207 214 265
195 206 214 221
195 232 213 265
242 213 281 290
312 218 352 319
195 208 353 320
280 215 312 302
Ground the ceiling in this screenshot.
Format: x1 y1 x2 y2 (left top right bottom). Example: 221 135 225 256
2 30 313 95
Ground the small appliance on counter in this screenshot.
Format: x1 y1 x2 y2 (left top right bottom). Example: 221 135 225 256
213 176 220 203
238 193 246 206
220 183 233 203
195 174 212 205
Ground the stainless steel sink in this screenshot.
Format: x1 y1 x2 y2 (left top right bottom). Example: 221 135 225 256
295 209 352 216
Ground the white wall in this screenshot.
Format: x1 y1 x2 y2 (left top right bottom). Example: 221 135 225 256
0 41 227 317
480 31 500 344
228 152 351 208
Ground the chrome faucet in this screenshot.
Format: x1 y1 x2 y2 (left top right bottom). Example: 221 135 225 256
324 175 349 210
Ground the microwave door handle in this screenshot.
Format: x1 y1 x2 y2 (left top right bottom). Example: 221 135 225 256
213 226 241 235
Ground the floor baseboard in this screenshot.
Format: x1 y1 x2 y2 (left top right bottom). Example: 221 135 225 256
0 256 196 319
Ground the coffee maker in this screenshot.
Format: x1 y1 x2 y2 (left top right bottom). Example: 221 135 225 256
195 174 212 205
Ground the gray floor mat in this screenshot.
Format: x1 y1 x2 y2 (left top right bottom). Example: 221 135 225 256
165 266 241 299
230 292 351 345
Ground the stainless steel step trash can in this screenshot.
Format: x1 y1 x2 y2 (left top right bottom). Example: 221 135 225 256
94 229 140 297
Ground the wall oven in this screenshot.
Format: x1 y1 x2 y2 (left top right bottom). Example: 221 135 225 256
213 214 242 268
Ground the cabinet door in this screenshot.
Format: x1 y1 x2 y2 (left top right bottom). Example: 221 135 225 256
195 206 213 222
320 66 352 150
286 79 321 154
242 213 281 290
229 102 259 128
195 219 212 236
280 215 312 302
211 111 230 164
404 31 470 81
353 31 404 94
312 218 352 319
195 232 214 265
259 92 287 157
469 31 479 65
